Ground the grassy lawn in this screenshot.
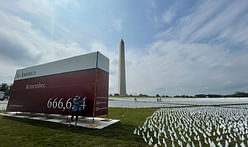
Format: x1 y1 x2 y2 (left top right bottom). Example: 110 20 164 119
0 108 158 147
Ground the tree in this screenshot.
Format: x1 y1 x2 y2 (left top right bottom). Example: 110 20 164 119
114 93 120 96
0 83 8 92
0 83 12 96
232 91 248 97
194 94 207 98
139 94 148 97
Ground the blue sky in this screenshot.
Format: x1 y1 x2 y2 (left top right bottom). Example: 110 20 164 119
0 0 248 96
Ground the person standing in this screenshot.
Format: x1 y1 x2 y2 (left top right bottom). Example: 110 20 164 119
69 96 86 127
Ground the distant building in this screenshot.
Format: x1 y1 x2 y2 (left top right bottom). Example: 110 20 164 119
118 39 127 96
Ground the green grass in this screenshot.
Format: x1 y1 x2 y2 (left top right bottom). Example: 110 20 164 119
0 108 158 147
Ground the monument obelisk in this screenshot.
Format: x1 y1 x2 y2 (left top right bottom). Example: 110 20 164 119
118 39 127 96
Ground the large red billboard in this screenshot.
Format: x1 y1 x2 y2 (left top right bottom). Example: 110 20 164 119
7 52 109 117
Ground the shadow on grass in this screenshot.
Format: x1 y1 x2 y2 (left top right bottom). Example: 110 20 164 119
1 116 140 143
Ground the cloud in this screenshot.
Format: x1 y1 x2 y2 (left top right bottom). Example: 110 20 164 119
78 1 248 96
0 9 85 83
155 1 248 46
189 1 248 44
125 40 248 95
147 0 156 8
112 19 123 31
76 37 248 96
145 0 248 95
0 0 54 18
89 40 119 94
1 0 248 96
0 60 20 83
0 31 40 66
162 9 175 24
0 10 40 65
216 12 248 47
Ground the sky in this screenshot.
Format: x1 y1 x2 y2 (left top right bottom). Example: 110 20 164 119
0 0 248 96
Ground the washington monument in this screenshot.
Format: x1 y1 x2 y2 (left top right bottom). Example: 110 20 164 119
118 39 127 96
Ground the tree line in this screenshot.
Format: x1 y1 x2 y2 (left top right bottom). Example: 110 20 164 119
194 91 248 98
163 91 248 98
111 92 248 98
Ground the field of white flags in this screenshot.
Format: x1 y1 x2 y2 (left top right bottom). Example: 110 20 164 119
134 106 248 147
109 97 248 108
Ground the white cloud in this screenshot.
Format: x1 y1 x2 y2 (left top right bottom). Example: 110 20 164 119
147 0 248 95
87 27 248 96
125 40 248 95
0 9 85 83
162 10 175 24
89 40 119 94
112 19 123 31
1 0 248 96
216 12 248 46
0 0 54 17
155 1 225 41
147 0 156 8
189 0 248 43
155 1 248 47
0 60 19 83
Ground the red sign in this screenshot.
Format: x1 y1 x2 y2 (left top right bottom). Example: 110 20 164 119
7 52 109 117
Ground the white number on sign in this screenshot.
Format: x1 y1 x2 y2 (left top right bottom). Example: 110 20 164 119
58 98 64 109
47 98 53 108
52 98 58 109
46 98 73 110
66 98 72 109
